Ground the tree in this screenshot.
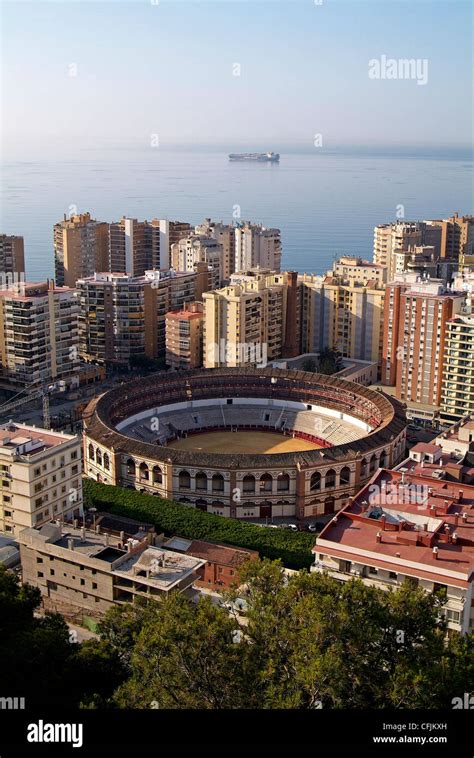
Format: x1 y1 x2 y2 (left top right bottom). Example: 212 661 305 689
318 347 343 375
301 357 317 373
99 559 474 710
104 594 256 709
0 566 124 708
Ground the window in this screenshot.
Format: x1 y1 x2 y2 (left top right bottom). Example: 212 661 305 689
277 473 290 492
195 472 208 490
310 472 321 492
80 579 85 586
92 582 97 589
37 571 44 578
50 569 55 576
242 475 255 494
36 557 44 564
4 510 12 518
446 609 460 623
388 571 397 580
369 566 378 575
179 470 191 489
71 451 78 460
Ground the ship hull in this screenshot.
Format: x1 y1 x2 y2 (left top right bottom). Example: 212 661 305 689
229 153 280 162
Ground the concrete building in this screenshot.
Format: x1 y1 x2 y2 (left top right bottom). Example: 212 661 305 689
373 221 442 281
203 270 299 368
234 222 281 273
435 213 474 269
19 521 205 616
171 235 223 288
78 269 209 367
77 273 146 367
108 218 191 277
53 213 108 288
313 468 474 634
382 273 465 407
440 310 474 424
144 268 210 361
165 302 204 370
434 414 474 459
300 258 386 367
0 281 79 388
162 536 258 590
195 219 235 280
0 234 25 279
0 423 83 538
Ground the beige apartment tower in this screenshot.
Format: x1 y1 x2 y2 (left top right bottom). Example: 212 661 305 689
0 423 83 538
0 281 79 387
0 235 25 279
300 257 386 367
54 213 108 287
203 269 298 368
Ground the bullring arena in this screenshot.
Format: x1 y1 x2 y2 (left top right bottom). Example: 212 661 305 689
83 368 407 522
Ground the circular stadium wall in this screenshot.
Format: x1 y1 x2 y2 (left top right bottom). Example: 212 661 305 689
83 368 407 521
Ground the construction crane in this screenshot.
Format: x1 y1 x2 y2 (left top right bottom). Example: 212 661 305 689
0 381 66 428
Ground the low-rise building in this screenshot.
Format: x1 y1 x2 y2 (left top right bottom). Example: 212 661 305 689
162 536 258 589
0 423 83 538
19 521 206 615
313 468 474 634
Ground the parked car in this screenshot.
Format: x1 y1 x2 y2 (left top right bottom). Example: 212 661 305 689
279 523 298 532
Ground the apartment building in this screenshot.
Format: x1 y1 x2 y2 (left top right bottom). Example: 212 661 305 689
195 219 235 280
440 311 474 424
171 235 223 288
373 221 442 281
234 222 281 273
435 213 474 269
78 268 209 366
165 302 204 370
203 269 298 368
382 273 465 407
108 217 191 276
53 213 108 287
0 281 79 388
77 272 145 366
300 257 386 366
0 423 83 538
19 522 205 615
313 468 474 635
0 234 25 278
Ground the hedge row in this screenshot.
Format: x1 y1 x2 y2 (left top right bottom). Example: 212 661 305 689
83 480 315 570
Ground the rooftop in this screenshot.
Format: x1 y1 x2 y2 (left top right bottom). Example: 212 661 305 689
163 537 258 567
0 423 78 456
19 523 205 591
316 469 474 585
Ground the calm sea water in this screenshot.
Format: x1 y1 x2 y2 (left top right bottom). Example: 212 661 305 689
1 146 472 281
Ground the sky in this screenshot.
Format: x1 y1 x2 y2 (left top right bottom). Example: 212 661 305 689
1 0 473 155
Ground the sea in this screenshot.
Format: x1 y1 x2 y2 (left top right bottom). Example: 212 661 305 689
1 144 472 281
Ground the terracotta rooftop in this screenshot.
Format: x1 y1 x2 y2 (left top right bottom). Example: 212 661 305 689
0 423 77 454
316 469 474 585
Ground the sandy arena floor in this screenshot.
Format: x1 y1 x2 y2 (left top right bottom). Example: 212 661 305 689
166 430 323 454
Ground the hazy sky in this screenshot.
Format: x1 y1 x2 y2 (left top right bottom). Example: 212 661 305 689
2 0 473 154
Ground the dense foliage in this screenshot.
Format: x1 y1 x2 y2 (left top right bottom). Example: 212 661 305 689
99 560 474 710
83 480 315 569
0 566 125 708
318 347 344 375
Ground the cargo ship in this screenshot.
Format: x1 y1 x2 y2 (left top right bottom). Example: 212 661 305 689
228 152 280 162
